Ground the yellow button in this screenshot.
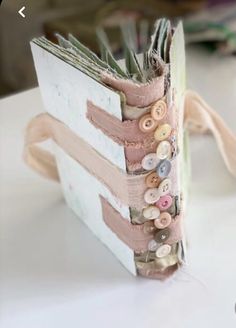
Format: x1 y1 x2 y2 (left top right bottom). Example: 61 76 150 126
138 114 158 133
154 124 172 141
151 99 167 121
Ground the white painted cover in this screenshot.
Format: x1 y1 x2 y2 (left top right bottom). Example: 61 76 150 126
31 42 136 275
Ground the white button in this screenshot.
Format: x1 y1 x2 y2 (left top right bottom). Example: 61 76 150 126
142 206 160 220
155 244 171 258
144 188 160 204
158 178 171 196
141 153 159 171
148 239 159 251
156 140 171 160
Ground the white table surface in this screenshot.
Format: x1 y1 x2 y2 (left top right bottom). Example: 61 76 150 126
1 47 236 328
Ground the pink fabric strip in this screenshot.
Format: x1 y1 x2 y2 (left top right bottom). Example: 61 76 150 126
101 73 165 107
86 100 177 173
100 195 183 252
100 196 153 252
24 114 183 256
23 113 148 209
87 100 158 172
86 100 154 147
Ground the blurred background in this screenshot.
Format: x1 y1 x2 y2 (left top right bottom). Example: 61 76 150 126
0 0 236 98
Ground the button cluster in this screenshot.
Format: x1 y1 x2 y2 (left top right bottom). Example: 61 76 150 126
137 97 177 260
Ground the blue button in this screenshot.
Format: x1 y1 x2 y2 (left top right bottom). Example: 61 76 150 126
156 160 171 178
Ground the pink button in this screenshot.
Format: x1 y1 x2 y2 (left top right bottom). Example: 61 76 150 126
156 195 172 211
154 212 172 229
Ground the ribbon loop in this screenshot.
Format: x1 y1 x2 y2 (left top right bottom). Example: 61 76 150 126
185 90 236 177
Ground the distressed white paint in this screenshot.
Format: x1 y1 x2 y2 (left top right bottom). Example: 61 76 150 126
31 43 126 171
55 145 136 275
31 43 136 275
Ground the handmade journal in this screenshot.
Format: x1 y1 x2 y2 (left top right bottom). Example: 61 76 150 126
24 19 236 279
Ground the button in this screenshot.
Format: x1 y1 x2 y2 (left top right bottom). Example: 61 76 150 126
142 205 160 220
154 227 170 243
144 188 160 204
139 114 158 133
141 153 159 171
150 99 167 121
156 140 171 160
154 123 172 141
143 221 156 234
154 212 172 229
158 178 171 196
155 244 172 258
156 195 172 211
156 160 171 178
145 172 161 188
148 239 159 251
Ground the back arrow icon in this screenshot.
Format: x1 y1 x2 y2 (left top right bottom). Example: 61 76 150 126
18 6 26 18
